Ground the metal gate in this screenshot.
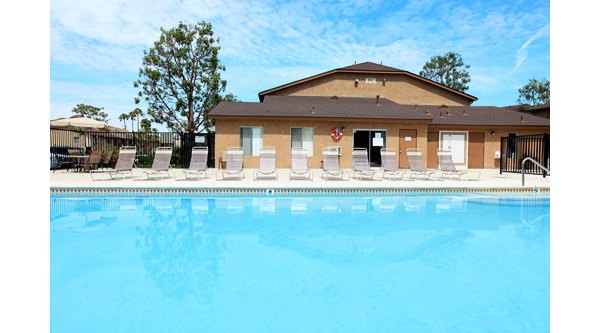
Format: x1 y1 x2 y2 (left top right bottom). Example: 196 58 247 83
500 133 550 177
50 129 215 169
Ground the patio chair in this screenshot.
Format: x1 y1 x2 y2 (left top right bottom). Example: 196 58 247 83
136 147 173 180
254 146 278 180
351 147 377 180
380 148 405 180
289 148 312 180
104 150 118 169
322 147 347 181
79 149 104 172
406 148 436 180
90 146 136 180
178 146 209 180
218 147 244 180
437 149 481 181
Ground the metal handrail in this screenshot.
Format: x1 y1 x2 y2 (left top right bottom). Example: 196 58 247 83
522 157 550 186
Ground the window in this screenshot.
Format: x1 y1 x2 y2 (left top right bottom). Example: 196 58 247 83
291 127 314 156
240 127 263 156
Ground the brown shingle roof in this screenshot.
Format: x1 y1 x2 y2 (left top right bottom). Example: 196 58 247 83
426 105 549 126
505 102 550 111
209 96 550 127
210 95 433 121
337 61 405 72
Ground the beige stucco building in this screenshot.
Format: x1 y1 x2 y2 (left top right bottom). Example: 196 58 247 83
209 62 549 170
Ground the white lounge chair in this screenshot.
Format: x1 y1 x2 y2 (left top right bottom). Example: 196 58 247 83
136 147 172 180
179 146 209 180
254 146 278 180
90 146 136 180
380 148 405 180
218 147 244 180
406 148 436 180
351 147 376 180
322 147 346 180
290 148 312 180
437 149 481 181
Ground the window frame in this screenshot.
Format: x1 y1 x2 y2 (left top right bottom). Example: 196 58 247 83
290 127 314 157
239 126 263 156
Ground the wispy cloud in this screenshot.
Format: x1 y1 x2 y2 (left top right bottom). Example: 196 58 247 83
511 23 550 73
50 0 550 122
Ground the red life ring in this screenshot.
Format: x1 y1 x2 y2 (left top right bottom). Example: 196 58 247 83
330 127 343 141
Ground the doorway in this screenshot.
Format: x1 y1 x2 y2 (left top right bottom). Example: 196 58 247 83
427 131 439 168
440 131 468 169
398 129 417 168
468 132 484 168
353 130 386 166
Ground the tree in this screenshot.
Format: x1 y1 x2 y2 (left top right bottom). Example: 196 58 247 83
140 119 158 133
71 104 109 122
203 92 239 131
118 113 130 130
129 108 144 131
419 52 471 92
134 21 227 133
517 78 550 106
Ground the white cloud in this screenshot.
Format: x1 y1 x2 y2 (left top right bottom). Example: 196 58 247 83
50 0 550 121
511 23 550 73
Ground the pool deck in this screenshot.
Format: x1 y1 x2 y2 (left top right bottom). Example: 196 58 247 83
50 168 550 193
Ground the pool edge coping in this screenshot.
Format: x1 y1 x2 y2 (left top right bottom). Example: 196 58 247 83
50 186 550 195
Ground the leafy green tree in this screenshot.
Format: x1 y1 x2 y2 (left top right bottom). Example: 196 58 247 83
419 52 471 92
204 92 239 131
134 21 226 133
517 78 550 106
71 104 109 122
140 118 158 133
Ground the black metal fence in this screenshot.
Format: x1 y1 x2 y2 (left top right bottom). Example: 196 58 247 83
500 133 550 177
50 129 215 169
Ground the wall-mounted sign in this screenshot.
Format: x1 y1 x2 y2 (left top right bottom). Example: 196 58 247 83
405 136 412 142
373 138 384 146
366 78 376 84
195 136 205 143
372 132 384 146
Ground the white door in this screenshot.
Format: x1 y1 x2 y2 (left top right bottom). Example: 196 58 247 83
441 132 468 168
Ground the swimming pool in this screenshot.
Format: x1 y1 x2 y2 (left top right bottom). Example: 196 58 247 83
50 192 549 333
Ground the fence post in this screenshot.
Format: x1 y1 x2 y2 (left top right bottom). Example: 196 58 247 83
542 133 550 178
499 136 504 175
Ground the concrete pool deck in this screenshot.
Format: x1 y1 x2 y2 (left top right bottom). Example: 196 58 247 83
50 168 550 192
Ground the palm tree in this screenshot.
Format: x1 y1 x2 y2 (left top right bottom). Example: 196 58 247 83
129 108 144 131
118 113 130 131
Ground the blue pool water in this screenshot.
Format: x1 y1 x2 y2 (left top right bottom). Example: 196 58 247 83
50 193 549 333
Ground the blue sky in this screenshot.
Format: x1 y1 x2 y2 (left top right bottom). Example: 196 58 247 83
50 0 550 128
